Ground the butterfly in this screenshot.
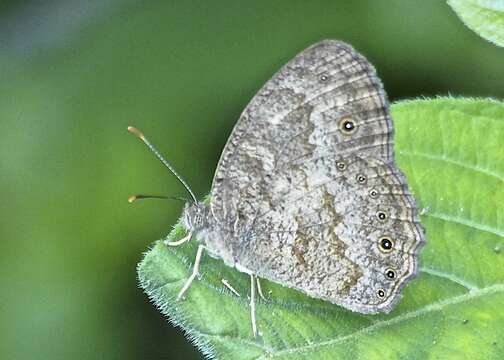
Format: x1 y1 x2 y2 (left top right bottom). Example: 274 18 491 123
129 40 425 337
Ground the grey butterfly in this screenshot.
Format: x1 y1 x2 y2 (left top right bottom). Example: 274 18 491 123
130 39 425 336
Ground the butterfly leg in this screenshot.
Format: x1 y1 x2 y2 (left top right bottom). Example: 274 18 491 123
256 277 268 301
177 244 205 300
250 274 257 337
165 231 193 247
221 279 241 297
419 206 430 216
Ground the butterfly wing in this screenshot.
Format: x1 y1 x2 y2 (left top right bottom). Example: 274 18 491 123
209 40 425 313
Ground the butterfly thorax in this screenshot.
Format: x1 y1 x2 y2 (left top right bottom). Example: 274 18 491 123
182 202 209 232
182 202 239 267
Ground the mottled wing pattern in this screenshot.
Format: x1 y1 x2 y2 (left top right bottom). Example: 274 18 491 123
209 40 425 313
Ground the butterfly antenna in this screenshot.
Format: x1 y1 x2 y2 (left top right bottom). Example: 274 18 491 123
128 126 197 203
128 194 188 203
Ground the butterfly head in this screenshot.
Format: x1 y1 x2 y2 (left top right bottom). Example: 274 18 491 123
182 201 208 232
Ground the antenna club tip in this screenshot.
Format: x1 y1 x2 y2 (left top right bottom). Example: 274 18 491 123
128 195 137 203
127 126 145 140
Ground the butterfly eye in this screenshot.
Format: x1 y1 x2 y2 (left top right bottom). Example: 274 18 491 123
377 289 386 298
356 174 367 184
385 268 396 279
369 189 378 198
336 161 347 171
319 74 329 82
379 236 394 252
339 117 357 134
377 210 387 221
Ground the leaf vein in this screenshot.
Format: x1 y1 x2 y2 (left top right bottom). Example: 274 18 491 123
426 211 503 237
420 266 477 291
398 149 503 182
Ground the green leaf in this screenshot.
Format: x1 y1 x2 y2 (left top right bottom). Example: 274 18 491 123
448 0 504 47
138 97 504 359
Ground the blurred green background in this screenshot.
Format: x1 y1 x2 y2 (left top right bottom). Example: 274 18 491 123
1 0 502 359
